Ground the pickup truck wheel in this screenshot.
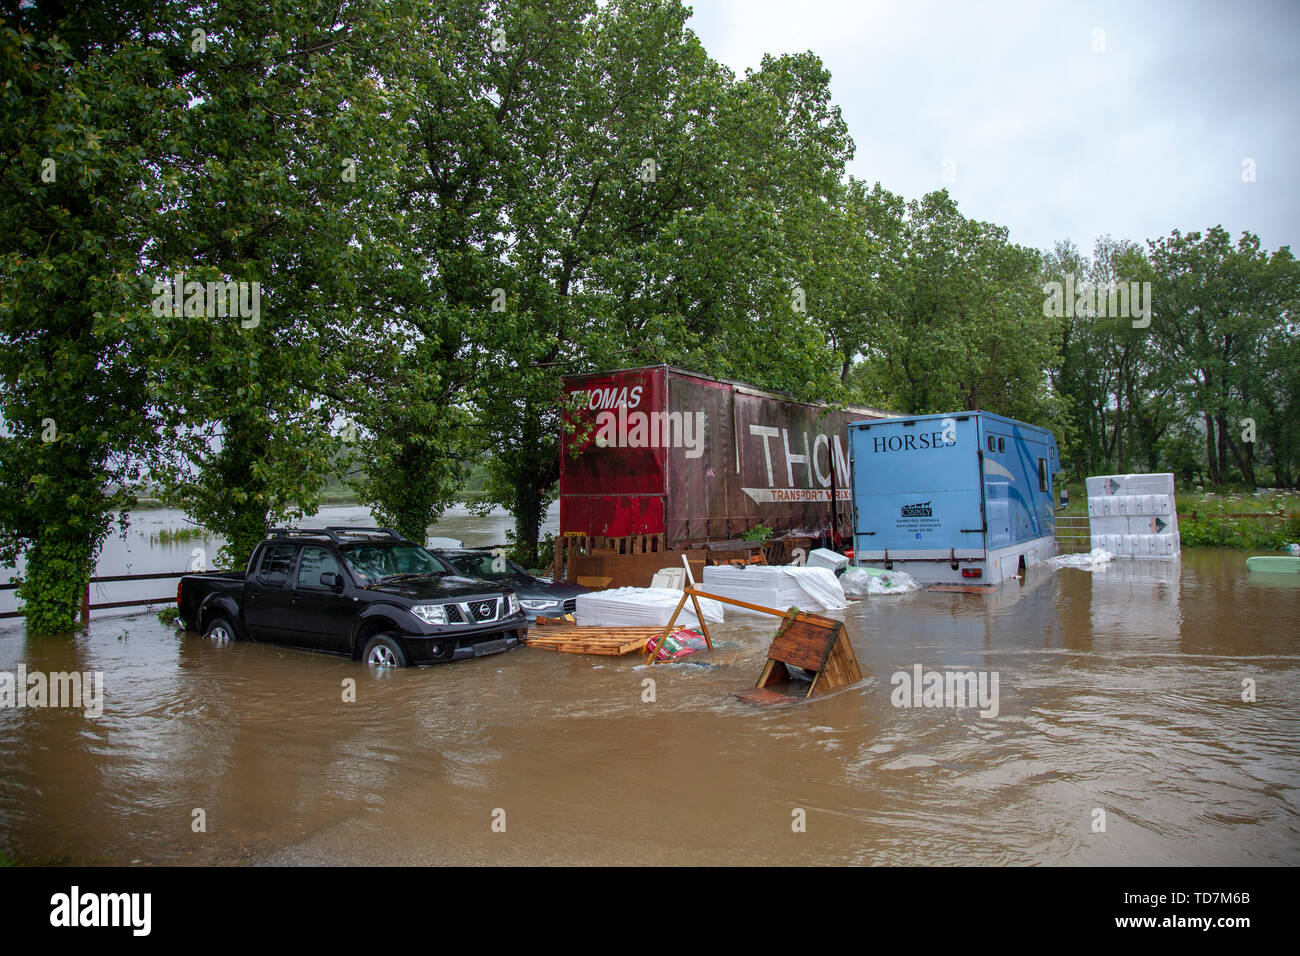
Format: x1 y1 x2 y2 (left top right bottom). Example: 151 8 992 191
204 617 237 645
363 634 407 668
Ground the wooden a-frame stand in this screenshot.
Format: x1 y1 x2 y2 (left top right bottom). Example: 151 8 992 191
644 556 717 664
741 609 861 702
646 557 863 702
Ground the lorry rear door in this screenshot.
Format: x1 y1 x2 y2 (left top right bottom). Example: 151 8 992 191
850 416 985 556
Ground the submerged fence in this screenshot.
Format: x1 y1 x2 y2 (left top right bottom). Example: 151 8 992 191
1054 515 1093 554
1055 510 1296 555
0 571 184 622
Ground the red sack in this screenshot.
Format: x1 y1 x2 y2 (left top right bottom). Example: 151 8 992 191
644 627 708 662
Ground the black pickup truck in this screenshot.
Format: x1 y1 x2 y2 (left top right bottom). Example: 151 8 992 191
176 528 526 666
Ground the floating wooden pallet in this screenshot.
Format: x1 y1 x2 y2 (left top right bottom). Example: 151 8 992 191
524 625 664 656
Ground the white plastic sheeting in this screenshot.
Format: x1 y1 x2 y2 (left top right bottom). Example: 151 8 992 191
700 565 847 611
1045 548 1115 571
574 587 725 628
841 566 921 597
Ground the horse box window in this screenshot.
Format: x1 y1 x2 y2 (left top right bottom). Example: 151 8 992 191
1038 457 1049 492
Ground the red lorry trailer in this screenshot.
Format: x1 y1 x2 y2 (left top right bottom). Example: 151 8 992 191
556 365 891 586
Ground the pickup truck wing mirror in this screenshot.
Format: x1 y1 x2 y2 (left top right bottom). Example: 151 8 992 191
319 572 344 590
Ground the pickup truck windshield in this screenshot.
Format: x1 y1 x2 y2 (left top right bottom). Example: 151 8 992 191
339 543 451 584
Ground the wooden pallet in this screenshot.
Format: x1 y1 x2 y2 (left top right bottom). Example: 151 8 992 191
524 625 664 656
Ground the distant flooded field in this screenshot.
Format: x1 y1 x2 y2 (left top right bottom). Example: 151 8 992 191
1 547 1297 866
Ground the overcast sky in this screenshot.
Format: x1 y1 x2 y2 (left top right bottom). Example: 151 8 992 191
686 0 1300 258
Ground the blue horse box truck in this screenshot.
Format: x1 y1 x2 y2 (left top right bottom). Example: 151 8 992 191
847 411 1062 585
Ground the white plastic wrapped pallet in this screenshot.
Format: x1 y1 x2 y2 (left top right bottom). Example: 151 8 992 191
805 548 848 573
700 565 848 611
574 587 725 628
1085 473 1180 557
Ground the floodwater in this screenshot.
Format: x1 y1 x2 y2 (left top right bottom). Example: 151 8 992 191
1 546 1297 866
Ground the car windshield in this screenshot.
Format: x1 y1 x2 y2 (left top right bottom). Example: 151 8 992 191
340 543 451 583
445 553 527 580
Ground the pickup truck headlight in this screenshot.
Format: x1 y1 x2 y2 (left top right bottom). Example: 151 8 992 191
410 604 448 625
519 598 558 611
506 593 522 616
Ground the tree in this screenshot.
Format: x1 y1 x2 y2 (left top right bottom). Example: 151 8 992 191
1045 236 1168 476
807 179 905 388
1145 227 1299 487
0 1 192 632
851 190 1058 424
465 3 857 564
146 0 411 568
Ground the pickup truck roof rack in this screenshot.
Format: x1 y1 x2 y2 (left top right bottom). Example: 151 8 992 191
325 526 405 540
266 527 405 544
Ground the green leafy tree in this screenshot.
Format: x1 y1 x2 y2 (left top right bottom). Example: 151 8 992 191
0 1 192 632
851 190 1058 424
1145 227 1299 487
1045 236 1168 476
145 0 411 568
468 15 859 563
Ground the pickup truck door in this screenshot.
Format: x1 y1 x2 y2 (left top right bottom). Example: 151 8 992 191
284 546 355 653
243 543 298 643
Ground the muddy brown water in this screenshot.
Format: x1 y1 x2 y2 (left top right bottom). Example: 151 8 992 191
1 548 1297 866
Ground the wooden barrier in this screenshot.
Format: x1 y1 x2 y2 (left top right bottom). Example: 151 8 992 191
738 609 862 703
644 556 715 661
644 557 863 702
0 571 187 622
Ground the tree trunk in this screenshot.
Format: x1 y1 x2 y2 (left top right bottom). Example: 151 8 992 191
505 403 560 569
512 484 544 570
1204 412 1222 486
1225 426 1258 489
1116 395 1126 473
1216 412 1231 485
217 410 274 570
